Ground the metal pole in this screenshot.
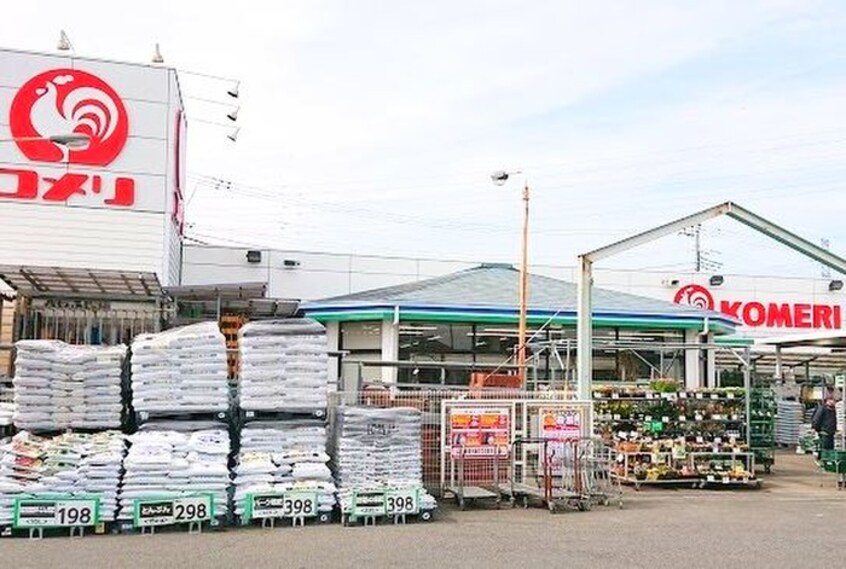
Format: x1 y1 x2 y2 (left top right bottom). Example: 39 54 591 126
518 182 530 386
744 346 752 449
774 346 782 380
576 256 593 402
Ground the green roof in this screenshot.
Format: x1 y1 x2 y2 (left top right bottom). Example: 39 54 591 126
303 264 737 333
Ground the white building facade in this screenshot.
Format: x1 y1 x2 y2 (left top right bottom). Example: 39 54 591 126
0 47 186 286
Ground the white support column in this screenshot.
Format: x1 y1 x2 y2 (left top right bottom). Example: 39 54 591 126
381 316 399 384
576 256 593 402
325 321 341 389
706 333 717 388
775 346 783 380
683 329 702 389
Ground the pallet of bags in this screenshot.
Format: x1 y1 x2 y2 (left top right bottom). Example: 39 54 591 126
331 407 436 515
13 341 125 431
117 428 230 523
0 401 13 427
233 420 336 521
0 432 47 527
130 323 229 415
776 400 804 446
238 319 331 413
0 431 126 526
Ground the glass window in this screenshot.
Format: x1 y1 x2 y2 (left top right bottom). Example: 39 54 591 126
339 321 382 351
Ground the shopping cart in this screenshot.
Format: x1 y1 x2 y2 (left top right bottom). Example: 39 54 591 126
445 444 504 510
578 438 624 509
507 437 576 512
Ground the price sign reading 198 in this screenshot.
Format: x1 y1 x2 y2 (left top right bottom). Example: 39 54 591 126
14 497 101 529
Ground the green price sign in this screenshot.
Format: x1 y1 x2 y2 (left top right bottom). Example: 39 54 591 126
14 495 101 529
133 494 214 528
246 492 319 521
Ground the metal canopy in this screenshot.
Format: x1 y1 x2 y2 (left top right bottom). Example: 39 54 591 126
576 201 846 400
164 282 268 301
757 331 846 349
0 265 162 301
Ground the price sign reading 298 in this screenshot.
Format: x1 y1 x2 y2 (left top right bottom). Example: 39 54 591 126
133 495 214 528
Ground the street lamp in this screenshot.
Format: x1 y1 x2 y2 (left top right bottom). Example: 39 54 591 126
0 133 90 149
491 170 530 386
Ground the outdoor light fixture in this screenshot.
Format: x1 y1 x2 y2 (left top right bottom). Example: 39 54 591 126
662 278 680 288
246 250 262 264
57 30 73 51
152 43 164 64
227 81 240 99
227 127 240 142
226 107 239 122
490 170 511 186
829 280 844 292
709 275 725 286
282 259 300 269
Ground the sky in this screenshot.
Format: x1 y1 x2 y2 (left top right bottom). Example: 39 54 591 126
3 1 846 277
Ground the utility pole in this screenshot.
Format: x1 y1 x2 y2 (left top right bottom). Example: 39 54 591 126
695 224 701 272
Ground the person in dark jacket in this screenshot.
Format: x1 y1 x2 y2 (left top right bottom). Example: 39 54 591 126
812 397 837 455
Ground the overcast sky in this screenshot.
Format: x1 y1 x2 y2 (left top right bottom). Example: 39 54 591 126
4 1 846 276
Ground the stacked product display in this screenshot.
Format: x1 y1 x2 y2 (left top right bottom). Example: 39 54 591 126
0 430 126 525
749 387 776 473
233 420 336 520
117 429 230 522
0 401 13 427
775 400 804 446
238 319 331 413
593 385 757 487
13 341 125 431
331 406 437 513
130 323 229 415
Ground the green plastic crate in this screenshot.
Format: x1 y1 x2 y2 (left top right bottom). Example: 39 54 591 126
820 450 846 473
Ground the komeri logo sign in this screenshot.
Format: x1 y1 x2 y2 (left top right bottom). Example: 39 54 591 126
2 68 135 207
674 284 842 329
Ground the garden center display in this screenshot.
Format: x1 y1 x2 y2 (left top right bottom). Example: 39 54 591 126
593 383 758 487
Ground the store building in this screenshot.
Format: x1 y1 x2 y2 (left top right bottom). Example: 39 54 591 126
299 263 737 389
183 244 846 379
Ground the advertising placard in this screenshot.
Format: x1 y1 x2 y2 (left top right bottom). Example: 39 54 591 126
539 409 582 474
449 406 510 459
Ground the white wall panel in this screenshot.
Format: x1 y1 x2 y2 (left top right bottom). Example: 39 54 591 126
0 201 167 277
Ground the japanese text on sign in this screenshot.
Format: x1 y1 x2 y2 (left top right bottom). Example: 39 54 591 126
449 406 510 459
14 496 100 529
